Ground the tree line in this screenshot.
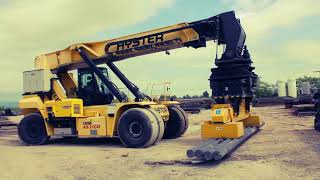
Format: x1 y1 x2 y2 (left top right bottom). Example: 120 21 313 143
178 76 320 99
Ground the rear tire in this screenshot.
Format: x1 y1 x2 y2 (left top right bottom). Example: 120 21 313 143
163 106 188 139
117 108 159 148
175 106 189 135
315 116 320 132
18 113 50 145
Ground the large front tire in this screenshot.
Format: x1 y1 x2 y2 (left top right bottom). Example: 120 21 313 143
117 108 159 148
18 113 50 145
146 108 165 144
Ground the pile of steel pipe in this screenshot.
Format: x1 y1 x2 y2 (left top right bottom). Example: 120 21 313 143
187 127 259 161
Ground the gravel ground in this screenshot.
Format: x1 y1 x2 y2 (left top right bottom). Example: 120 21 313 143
0 106 319 180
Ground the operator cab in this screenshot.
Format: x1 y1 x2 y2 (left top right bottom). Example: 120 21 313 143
77 67 114 106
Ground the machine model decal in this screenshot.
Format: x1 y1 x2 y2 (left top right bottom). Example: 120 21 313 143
105 33 182 56
116 34 164 51
83 121 101 129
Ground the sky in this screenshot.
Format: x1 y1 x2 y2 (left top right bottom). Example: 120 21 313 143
0 0 320 103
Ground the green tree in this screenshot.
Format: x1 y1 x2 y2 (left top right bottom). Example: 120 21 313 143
296 76 320 92
170 95 177 100
255 81 276 98
202 91 210 98
182 95 191 99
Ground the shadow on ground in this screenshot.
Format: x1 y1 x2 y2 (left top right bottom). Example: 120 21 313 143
47 137 123 148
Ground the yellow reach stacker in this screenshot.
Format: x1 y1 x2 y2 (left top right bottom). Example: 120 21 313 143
19 11 263 161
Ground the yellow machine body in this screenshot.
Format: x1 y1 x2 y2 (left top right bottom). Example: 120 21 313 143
201 100 262 139
34 23 199 72
77 116 107 136
211 104 234 123
19 95 170 137
44 99 84 118
201 121 244 139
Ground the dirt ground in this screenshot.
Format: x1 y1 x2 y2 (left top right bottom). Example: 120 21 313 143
0 106 319 180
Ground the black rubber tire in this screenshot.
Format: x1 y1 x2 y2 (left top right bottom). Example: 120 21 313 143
175 106 189 135
18 113 50 145
146 108 165 144
163 106 187 139
140 109 160 147
315 116 320 132
117 108 158 148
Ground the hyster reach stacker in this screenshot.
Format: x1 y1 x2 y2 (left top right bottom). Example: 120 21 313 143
19 11 263 160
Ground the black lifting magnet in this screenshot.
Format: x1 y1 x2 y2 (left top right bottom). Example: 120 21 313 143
210 46 258 100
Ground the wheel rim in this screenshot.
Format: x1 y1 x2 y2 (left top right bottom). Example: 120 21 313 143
129 121 143 138
26 123 41 138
